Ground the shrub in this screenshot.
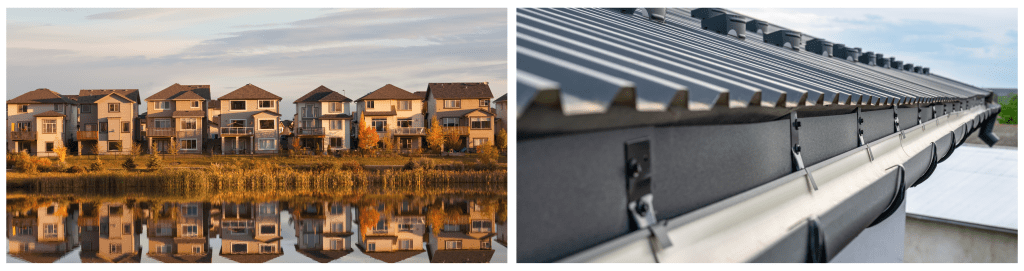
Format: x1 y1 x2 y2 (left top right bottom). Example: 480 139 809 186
447 162 468 172
53 144 68 164
312 161 338 171
88 156 104 171
48 161 70 173
15 154 38 174
67 165 87 173
474 161 500 171
340 161 364 171
122 156 138 170
404 158 437 170
33 157 53 168
147 154 163 170
477 141 499 164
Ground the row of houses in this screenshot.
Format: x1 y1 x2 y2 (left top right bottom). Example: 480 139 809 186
8 199 505 263
7 82 509 156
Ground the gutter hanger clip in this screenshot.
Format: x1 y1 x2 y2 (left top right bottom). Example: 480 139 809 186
625 138 672 251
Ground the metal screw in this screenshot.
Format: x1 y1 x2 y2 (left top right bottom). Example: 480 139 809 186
793 145 802 152
628 158 641 179
635 201 649 216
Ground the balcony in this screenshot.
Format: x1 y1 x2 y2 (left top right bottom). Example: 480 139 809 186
295 127 325 137
391 127 425 135
78 131 99 140
221 127 254 136
148 127 175 137
441 126 469 135
10 131 36 141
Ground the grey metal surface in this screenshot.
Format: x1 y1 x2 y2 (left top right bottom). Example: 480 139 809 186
906 145 1018 231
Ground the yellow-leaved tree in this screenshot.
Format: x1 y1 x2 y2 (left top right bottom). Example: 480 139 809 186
425 116 445 153
358 121 379 151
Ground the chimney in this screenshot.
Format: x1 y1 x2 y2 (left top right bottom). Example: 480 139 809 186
764 30 802 51
746 20 769 35
859 51 876 65
702 14 747 39
903 63 914 71
875 53 889 68
691 8 727 19
806 38 833 57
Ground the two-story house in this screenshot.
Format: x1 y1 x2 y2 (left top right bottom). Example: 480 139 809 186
215 84 283 154
75 89 140 155
293 86 353 152
146 202 213 263
220 202 283 263
6 202 79 263
144 84 210 154
494 93 507 135
292 202 354 263
355 84 426 150
424 82 496 150
81 202 142 263
356 201 427 263
207 99 221 152
7 88 78 157
427 200 496 263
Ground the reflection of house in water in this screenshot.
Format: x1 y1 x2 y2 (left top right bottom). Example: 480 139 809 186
291 202 354 263
7 202 79 263
146 202 213 263
427 200 496 263
356 201 427 263
219 202 283 263
78 202 142 263
496 220 507 248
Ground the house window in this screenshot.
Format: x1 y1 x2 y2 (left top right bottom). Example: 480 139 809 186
124 224 132 234
154 119 171 128
330 120 344 130
183 225 198 237
55 104 64 112
180 139 197 150
258 139 276 150
157 245 172 253
398 223 413 232
471 220 492 233
303 105 319 118
400 239 413 250
329 102 344 113
471 117 491 129
81 105 92 113
330 138 344 148
260 225 275 235
122 121 130 133
366 101 375 109
44 224 58 237
400 138 412 149
258 100 274 109
367 243 376 252
16 226 31 235
444 100 461 109
229 120 245 127
230 101 245 110
331 222 345 233
17 105 28 113
43 119 57 134
482 241 491 249
330 239 344 250
397 119 412 127
16 122 31 131
445 240 462 249
398 100 412 111
155 101 171 110
110 244 122 253
371 118 387 132
443 224 459 232
184 205 199 216
108 141 121 152
45 142 54 152
100 122 108 133
181 118 197 130
441 118 460 127
480 99 489 107
191 101 200 108
374 219 388 232
193 246 202 254
232 243 247 253
260 203 276 215
108 103 120 113
259 120 274 130
472 138 488 148
260 244 274 253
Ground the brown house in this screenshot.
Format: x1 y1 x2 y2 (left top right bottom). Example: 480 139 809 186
214 84 283 154
424 82 496 150
75 89 141 155
355 84 426 150
293 86 353 152
146 202 212 263
144 84 210 154
426 200 496 263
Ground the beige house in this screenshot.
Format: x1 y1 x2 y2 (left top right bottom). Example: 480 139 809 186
6 88 77 157
6 202 79 263
424 82 496 150
77 202 142 263
207 99 221 152
214 84 282 154
357 201 427 263
292 202 354 263
220 202 283 263
355 84 426 150
75 89 141 155
144 84 210 154
146 202 212 263
293 86 353 152
426 200 496 263
494 93 508 136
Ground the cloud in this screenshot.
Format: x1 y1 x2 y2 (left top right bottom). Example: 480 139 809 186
86 9 176 20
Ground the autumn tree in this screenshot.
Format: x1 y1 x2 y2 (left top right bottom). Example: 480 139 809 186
425 116 444 153
168 139 179 155
497 129 507 151
359 206 381 236
381 131 395 151
358 121 380 152
477 140 499 164
444 129 462 152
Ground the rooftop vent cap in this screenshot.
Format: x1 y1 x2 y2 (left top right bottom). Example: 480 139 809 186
764 30 802 51
923 67 930 75
888 57 899 69
914 66 923 73
702 14 747 39
859 51 876 65
691 8 727 19
746 19 769 35
806 38 834 57
875 53 889 68
893 60 904 69
618 8 666 23
903 63 914 71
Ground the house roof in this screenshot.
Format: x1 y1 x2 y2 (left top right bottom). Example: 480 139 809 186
147 253 213 263
426 82 495 100
172 111 206 118
494 93 507 103
436 108 493 118
294 246 353 263
220 253 283 263
209 99 220 109
7 88 75 104
254 235 283 243
8 251 73 263
34 110 67 118
294 85 352 103
79 89 141 104
146 84 211 101
428 249 495 263
413 91 427 100
357 246 423 263
321 114 353 120
219 84 282 100
253 110 282 117
356 84 422 101
362 109 397 116
63 95 80 104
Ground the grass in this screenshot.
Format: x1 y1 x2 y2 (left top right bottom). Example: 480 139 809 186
997 94 1017 125
61 152 507 170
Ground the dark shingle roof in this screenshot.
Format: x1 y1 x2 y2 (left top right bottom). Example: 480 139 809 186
146 84 211 101
427 82 494 100
8 251 73 263
219 84 282 100
172 111 206 117
220 253 282 263
209 99 220 109
294 246 352 263
79 89 141 104
294 85 352 103
413 91 427 99
321 114 353 120
357 245 423 263
428 249 495 263
494 93 507 103
356 84 422 101
34 110 67 118
363 109 397 116
253 110 282 117
7 88 75 104
63 95 80 104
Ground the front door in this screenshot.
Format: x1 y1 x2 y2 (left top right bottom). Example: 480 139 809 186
400 138 412 149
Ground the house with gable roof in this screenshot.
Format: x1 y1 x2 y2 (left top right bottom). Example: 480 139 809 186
6 88 78 156
144 84 210 154
75 89 140 155
214 84 283 154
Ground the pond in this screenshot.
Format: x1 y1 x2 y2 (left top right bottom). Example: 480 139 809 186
6 182 507 263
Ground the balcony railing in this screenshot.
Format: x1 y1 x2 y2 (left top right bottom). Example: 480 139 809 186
296 127 325 136
221 127 254 136
391 127 425 135
78 131 99 140
441 126 469 135
148 127 175 137
10 131 36 141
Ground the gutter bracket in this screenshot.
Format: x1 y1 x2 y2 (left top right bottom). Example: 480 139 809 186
790 112 817 191
856 108 873 161
625 138 673 252
893 105 904 139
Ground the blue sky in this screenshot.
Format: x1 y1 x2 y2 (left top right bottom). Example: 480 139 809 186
733 8 1017 89
6 8 507 119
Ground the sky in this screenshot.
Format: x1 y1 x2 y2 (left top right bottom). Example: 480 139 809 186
732 8 1017 89
6 8 508 119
